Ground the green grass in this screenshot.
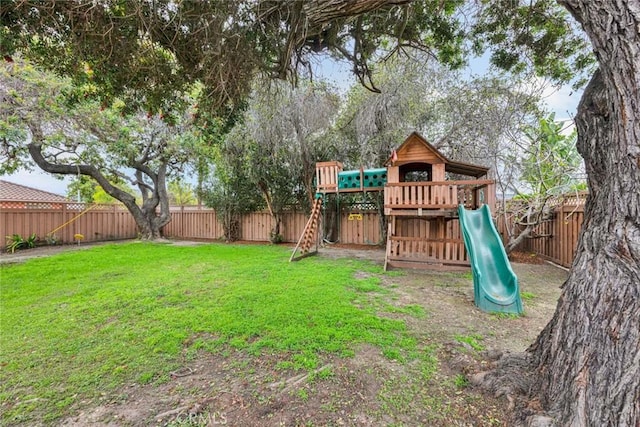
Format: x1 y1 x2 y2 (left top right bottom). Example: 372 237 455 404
491 312 522 319
384 303 427 318
0 242 424 424
454 333 485 351
453 373 469 388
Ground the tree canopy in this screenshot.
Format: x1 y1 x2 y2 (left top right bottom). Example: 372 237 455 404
202 80 340 241
1 0 591 116
0 59 206 238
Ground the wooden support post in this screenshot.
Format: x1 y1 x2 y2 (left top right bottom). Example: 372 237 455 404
384 216 396 271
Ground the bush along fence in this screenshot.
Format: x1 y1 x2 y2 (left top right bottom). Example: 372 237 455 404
1 197 584 267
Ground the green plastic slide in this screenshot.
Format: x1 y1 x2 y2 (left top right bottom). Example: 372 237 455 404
458 204 523 314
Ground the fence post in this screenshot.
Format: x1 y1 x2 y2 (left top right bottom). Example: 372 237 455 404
61 202 67 243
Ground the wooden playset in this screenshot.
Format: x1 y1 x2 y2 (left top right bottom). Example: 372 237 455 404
291 132 496 271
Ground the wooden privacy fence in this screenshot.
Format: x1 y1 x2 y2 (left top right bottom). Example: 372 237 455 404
162 207 311 243
0 202 382 249
511 196 585 268
2 196 585 267
163 206 382 245
0 200 138 246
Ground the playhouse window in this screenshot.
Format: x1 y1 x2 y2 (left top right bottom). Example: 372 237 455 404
400 163 432 182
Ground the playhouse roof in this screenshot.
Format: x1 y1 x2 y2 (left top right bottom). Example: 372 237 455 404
385 132 489 178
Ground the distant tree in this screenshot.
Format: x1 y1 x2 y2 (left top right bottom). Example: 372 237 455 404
520 115 582 195
0 60 203 238
424 74 543 168
66 176 96 204
337 55 543 171
168 179 196 206
336 56 434 168
92 186 124 205
246 138 296 243
219 81 339 242
201 130 263 242
280 82 341 208
500 114 584 252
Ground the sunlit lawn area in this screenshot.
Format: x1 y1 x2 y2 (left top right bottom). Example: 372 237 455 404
0 242 431 424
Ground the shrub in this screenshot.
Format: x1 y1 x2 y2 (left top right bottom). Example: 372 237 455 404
5 233 37 253
270 231 284 244
45 233 61 246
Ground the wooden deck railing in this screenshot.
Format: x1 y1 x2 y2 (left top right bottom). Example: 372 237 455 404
315 161 343 193
386 236 469 266
384 180 495 214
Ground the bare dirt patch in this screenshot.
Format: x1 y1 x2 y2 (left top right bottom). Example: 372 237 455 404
508 251 547 265
8 242 566 426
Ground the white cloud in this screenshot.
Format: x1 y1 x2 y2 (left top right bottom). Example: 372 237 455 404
539 79 582 121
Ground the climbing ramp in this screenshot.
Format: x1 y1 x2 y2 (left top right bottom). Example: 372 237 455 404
458 204 523 314
290 197 323 261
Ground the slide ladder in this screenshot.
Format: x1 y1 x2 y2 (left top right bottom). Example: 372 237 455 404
290 197 323 261
458 204 523 314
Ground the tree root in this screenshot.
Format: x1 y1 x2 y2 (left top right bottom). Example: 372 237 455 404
268 364 333 394
470 351 557 426
472 352 534 398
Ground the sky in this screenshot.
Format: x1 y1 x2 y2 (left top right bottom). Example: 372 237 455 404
2 57 582 197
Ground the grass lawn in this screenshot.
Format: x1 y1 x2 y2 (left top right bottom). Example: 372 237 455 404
0 241 434 424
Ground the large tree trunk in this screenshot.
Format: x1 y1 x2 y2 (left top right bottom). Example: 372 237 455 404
136 165 172 239
527 68 640 425
530 1 640 423
27 142 171 241
483 2 640 425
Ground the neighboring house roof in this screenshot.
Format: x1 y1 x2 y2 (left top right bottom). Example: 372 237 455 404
0 180 68 202
385 131 490 178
